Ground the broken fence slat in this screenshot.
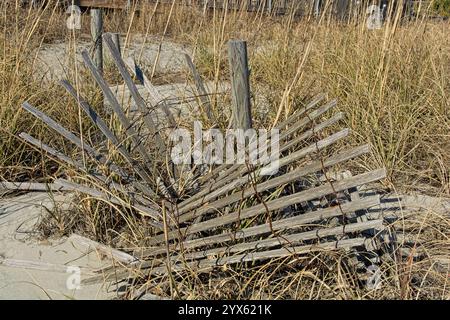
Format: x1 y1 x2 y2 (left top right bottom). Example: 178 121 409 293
178 144 371 221
103 33 167 154
84 237 369 284
0 258 95 275
138 195 380 258
0 181 64 192
60 80 158 198
71 234 139 264
22 102 100 160
148 168 387 245
124 57 176 128
178 127 351 213
184 53 213 120
55 179 163 228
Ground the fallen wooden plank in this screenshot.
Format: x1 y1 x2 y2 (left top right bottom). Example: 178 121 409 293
61 80 158 198
178 144 371 222
70 234 139 264
55 179 163 228
177 219 384 261
80 51 160 167
124 58 176 127
0 258 95 275
103 33 167 155
199 93 327 184
184 53 213 119
178 128 351 212
0 181 64 192
138 195 380 258
149 168 387 245
22 102 100 160
19 132 84 170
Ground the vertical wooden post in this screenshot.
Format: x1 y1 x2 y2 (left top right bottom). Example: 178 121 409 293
267 0 272 13
90 8 103 75
314 0 321 18
111 33 121 58
228 40 252 130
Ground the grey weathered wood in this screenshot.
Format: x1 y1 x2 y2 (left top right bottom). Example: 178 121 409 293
139 195 380 258
179 128 350 210
21 103 137 182
279 99 337 141
276 93 326 129
200 93 326 183
21 102 101 160
111 33 121 57
19 132 84 170
149 168 387 245
71 234 138 264
0 258 90 274
55 179 163 226
146 238 368 275
280 112 343 153
181 219 384 261
184 53 213 119
178 144 371 222
90 8 103 75
103 33 166 154
60 80 158 197
228 40 252 130
0 181 64 192
123 58 176 127
80 51 156 170
85 237 369 284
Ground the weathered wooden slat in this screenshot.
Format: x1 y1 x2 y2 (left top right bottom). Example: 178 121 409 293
148 237 369 276
0 181 64 192
124 58 176 127
90 8 103 75
20 133 161 210
279 112 343 153
178 128 351 212
71 234 138 264
149 168 387 245
138 195 380 258
178 219 384 261
228 40 252 130
60 80 158 197
178 144 371 221
275 93 326 129
22 102 100 159
84 237 369 284
184 53 213 119
21 102 139 183
103 33 167 154
199 93 327 184
202 124 347 197
19 132 84 170
278 99 337 141
55 179 163 227
80 51 156 169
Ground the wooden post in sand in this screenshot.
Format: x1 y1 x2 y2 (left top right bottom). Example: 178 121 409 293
90 8 104 75
228 40 252 130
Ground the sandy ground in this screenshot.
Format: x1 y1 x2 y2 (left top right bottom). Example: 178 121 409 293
0 192 116 300
35 35 190 81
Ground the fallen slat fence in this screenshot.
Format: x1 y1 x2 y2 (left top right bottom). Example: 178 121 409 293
1 33 389 298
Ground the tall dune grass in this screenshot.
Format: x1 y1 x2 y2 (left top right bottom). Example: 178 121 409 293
0 1 448 299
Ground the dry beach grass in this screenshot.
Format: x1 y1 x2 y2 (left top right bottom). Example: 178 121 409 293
0 0 448 299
